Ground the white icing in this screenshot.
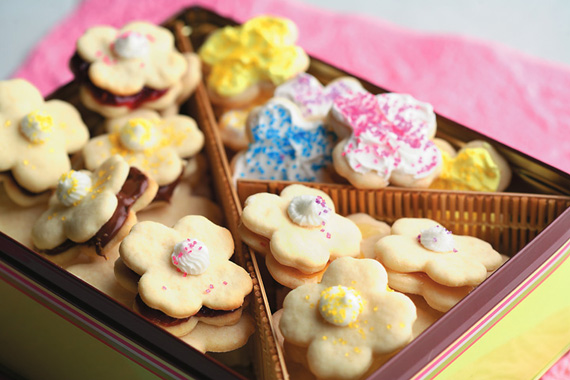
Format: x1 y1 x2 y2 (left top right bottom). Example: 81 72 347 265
376 93 437 138
344 129 397 179
419 225 455 252
171 238 210 275
113 31 150 59
56 170 92 207
287 195 332 227
119 118 158 151
20 110 54 144
318 285 363 327
392 137 442 179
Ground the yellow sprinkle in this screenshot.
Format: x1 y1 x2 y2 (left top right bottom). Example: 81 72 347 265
305 295 310 300
373 306 378 312
309 303 314 308
386 324 392 330
61 216 66 221
400 322 406 328
351 280 356 285
354 347 361 353
23 160 29 166
4 120 11 127
369 327 375 332
345 352 349 357
322 336 327 340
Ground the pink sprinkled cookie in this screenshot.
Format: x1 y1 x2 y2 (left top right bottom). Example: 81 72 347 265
71 21 201 118
331 92 442 189
0 79 89 206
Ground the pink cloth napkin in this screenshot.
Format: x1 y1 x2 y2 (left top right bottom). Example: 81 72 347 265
10 0 570 377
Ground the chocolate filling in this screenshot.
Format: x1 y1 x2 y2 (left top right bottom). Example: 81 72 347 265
153 169 185 203
135 294 239 327
2 171 51 198
69 53 168 109
42 167 149 256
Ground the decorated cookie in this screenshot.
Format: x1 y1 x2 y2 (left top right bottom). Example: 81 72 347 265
0 79 89 206
240 184 361 283
118 215 253 337
198 16 310 107
83 109 204 196
71 21 201 118
218 108 254 152
31 155 158 265
375 218 504 287
331 92 442 189
274 73 365 121
431 140 512 192
279 257 416 380
346 213 391 258
232 98 337 183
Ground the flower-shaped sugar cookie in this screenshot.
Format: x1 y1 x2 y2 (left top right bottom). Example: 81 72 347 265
119 215 253 322
0 79 89 206
275 73 365 121
198 16 309 107
240 184 361 275
279 257 416 380
32 155 158 264
232 98 337 183
72 21 201 118
430 140 512 192
83 109 204 188
375 218 504 287
331 92 441 189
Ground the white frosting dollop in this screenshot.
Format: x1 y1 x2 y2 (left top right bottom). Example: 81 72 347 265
171 238 210 276
119 118 159 152
113 31 150 59
344 128 397 178
20 110 54 144
56 170 92 207
287 195 332 227
318 285 363 327
419 225 455 252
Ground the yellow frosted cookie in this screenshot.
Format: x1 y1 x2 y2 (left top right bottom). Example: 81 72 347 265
198 16 309 108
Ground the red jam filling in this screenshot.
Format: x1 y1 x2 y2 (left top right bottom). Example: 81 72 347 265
135 294 239 327
69 53 168 109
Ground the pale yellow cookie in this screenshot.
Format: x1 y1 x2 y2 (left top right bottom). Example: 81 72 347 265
119 215 253 329
31 155 158 265
83 110 204 188
114 257 140 294
346 213 391 258
375 218 504 287
430 140 512 192
240 184 361 275
279 257 416 380
180 313 256 353
265 253 328 289
407 294 444 338
237 222 272 256
0 79 89 206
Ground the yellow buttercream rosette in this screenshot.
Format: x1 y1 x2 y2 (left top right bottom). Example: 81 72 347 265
0 79 89 205
82 109 204 186
198 15 309 98
279 257 417 380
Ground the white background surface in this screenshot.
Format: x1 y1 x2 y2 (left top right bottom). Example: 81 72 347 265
1 0 570 80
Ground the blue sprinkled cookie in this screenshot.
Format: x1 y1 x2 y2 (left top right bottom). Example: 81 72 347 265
232 98 337 183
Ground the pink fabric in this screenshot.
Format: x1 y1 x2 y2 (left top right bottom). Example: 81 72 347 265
9 0 570 377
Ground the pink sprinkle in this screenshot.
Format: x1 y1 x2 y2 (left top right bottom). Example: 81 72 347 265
320 229 325 232
209 284 214 289
453 248 458 253
205 289 211 294
146 34 155 42
223 281 228 285
95 50 102 57
326 232 331 239
183 273 188 277
140 62 145 68
162 286 167 290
